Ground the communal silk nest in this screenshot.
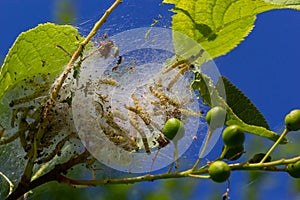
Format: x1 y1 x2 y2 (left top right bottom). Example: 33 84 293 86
72 28 205 173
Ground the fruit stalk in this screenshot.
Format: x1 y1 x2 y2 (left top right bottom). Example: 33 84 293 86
259 128 288 164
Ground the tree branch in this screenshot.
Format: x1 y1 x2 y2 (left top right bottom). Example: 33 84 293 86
6 151 90 200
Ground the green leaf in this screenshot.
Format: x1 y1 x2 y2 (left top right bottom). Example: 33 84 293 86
0 23 82 102
225 106 287 143
163 0 300 60
192 72 287 144
217 76 270 129
264 0 300 9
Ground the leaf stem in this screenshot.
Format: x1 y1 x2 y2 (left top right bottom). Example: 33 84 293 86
191 127 213 171
259 128 289 164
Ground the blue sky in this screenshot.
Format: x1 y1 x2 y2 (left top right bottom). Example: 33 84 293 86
218 9 300 129
1 0 300 199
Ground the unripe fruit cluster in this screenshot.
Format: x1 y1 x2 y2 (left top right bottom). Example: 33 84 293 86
207 109 300 182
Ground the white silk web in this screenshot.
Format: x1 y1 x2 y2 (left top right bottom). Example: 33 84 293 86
72 27 219 173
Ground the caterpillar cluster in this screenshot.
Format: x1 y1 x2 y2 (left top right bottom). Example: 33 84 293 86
72 28 205 173
0 72 85 167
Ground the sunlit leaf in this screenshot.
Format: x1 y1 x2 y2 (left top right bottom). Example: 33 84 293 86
163 0 300 60
264 0 300 9
0 23 82 102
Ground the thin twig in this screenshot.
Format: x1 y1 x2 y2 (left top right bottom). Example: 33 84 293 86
46 0 123 114
191 127 214 171
57 171 191 186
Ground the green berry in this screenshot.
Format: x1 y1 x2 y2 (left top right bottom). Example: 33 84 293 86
287 161 300 178
284 109 300 131
222 125 245 147
163 118 185 141
206 106 226 129
223 145 244 161
208 161 231 183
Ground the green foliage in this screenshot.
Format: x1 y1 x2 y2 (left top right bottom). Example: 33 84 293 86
1 0 300 199
0 23 82 102
264 0 300 9
217 76 270 129
192 72 287 143
163 0 300 60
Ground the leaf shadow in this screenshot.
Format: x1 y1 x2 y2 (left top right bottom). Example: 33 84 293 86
173 7 217 41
